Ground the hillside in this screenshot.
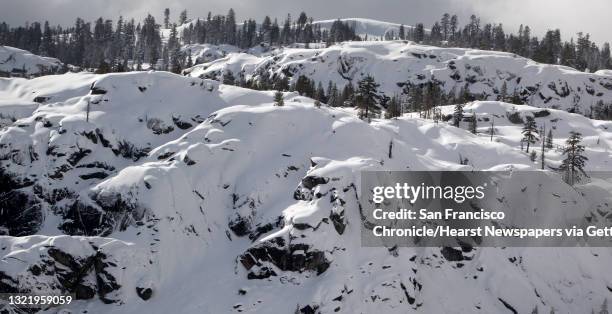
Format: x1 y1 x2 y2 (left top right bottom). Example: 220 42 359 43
312 18 417 39
185 40 612 115
1 71 612 313
0 45 64 78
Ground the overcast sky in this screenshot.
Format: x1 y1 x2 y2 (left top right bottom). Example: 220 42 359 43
1 0 610 44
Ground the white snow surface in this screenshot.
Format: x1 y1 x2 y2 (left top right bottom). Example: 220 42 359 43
313 18 418 39
185 40 612 115
0 46 63 77
0 71 612 313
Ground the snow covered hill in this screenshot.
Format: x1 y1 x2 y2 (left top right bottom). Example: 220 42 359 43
0 45 64 78
185 40 612 115
1 71 612 313
312 18 416 39
168 17 414 41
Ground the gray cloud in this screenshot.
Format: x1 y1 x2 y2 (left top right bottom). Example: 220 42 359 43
0 0 609 44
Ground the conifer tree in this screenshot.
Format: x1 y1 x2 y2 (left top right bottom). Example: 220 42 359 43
179 10 188 25
522 116 538 152
541 125 546 169
453 103 463 127
559 131 588 185
316 81 326 102
470 111 478 134
274 91 284 106
398 25 405 40
499 81 508 102
356 75 380 120
385 95 401 119
546 129 554 149
164 8 170 28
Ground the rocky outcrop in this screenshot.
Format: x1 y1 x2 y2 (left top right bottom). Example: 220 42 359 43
239 237 330 279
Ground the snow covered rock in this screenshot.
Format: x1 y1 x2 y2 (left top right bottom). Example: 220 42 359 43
0 46 63 78
313 18 417 39
186 41 612 115
1 71 612 313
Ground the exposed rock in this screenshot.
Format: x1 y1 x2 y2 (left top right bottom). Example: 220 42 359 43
136 287 153 301
239 237 330 279
440 247 464 262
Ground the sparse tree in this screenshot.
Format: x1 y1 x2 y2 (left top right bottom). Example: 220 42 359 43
164 8 170 28
499 81 508 102
453 103 464 127
546 129 554 149
179 10 188 25
356 75 380 121
274 91 284 106
470 111 478 134
522 116 538 152
559 131 588 186
385 95 402 119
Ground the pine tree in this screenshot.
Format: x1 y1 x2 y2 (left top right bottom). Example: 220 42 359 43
499 81 508 102
164 8 170 28
450 15 458 43
522 116 538 152
453 103 463 127
356 75 380 120
559 131 588 185
470 111 478 134
540 125 546 169
385 95 401 119
167 23 181 73
225 9 237 45
546 129 554 149
315 81 325 102
328 83 339 107
415 23 425 43
274 91 284 106
179 10 188 25
398 24 405 40
441 13 450 41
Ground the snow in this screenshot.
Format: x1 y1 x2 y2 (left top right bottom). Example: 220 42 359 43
181 44 243 64
0 69 612 313
186 40 612 114
313 18 419 39
0 45 63 77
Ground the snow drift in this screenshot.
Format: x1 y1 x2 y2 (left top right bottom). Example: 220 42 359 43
1 71 612 313
185 40 612 115
0 45 63 78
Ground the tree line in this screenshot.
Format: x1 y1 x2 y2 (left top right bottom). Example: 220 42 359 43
388 14 611 72
1 9 611 73
0 9 357 72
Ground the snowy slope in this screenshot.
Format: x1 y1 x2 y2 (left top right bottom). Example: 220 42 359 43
1 72 612 313
169 18 415 41
0 46 63 78
313 18 417 39
185 40 612 115
181 44 242 64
